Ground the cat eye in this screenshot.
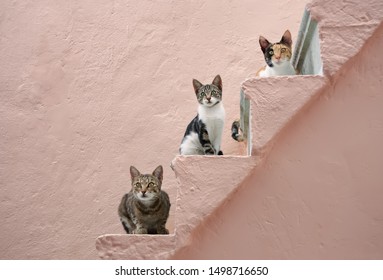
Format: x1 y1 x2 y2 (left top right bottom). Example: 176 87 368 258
211 90 215 94
281 48 286 53
148 182 154 187
269 50 274 55
135 182 142 188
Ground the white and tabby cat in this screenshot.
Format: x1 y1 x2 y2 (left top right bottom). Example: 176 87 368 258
180 75 225 155
118 165 170 234
231 30 297 142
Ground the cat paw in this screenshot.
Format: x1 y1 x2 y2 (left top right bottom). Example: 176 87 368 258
157 228 169 235
204 148 216 155
134 228 148 234
233 133 244 142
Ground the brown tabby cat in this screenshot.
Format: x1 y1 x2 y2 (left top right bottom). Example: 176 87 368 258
118 165 170 234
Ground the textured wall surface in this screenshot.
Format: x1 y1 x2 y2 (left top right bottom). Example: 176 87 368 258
96 156 257 259
96 0 383 256
173 20 383 259
0 0 307 259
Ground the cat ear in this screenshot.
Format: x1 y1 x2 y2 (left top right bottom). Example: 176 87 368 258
130 166 140 180
259 36 271 53
280 30 292 47
212 75 222 91
192 79 203 95
152 165 163 182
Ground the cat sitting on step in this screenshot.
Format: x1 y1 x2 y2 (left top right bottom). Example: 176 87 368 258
231 30 297 142
180 75 225 155
118 165 170 234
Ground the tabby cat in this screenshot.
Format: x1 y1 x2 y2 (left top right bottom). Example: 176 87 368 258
179 75 225 155
231 30 297 142
118 165 170 234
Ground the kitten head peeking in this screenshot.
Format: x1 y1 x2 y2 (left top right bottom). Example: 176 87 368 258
259 29 293 68
256 30 296 77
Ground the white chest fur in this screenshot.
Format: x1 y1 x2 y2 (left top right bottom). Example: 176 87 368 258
258 61 296 77
198 102 225 152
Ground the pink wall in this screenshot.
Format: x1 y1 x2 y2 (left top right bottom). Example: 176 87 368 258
173 24 383 259
97 0 383 259
0 0 308 259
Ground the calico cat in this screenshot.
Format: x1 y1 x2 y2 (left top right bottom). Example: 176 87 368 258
179 75 225 155
256 30 297 77
231 30 297 142
118 165 170 234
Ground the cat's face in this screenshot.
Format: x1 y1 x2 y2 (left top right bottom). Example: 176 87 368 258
259 30 293 68
130 165 163 202
192 75 222 107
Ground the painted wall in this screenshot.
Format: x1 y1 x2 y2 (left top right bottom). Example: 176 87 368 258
173 24 383 259
0 0 308 259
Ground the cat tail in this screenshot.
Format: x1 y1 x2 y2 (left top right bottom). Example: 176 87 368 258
231 119 244 142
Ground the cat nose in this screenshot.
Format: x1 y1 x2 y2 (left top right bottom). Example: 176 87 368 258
141 190 146 195
275 56 281 60
206 96 211 101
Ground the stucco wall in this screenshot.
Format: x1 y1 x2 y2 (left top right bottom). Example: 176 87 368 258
173 23 383 259
0 0 308 259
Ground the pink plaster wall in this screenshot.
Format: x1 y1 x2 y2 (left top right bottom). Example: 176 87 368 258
0 0 308 259
173 23 383 259
97 0 383 259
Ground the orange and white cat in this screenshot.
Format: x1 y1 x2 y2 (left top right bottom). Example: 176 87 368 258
256 30 297 77
231 30 297 142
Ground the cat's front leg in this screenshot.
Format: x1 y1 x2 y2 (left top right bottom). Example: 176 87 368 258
199 127 216 155
203 144 216 155
121 222 133 234
120 216 134 234
133 226 148 234
156 218 169 234
156 226 169 235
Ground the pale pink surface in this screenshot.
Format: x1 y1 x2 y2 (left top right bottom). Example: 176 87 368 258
0 0 307 259
242 75 327 155
96 234 176 260
96 156 257 259
2 0 382 260
97 0 383 259
174 23 383 259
